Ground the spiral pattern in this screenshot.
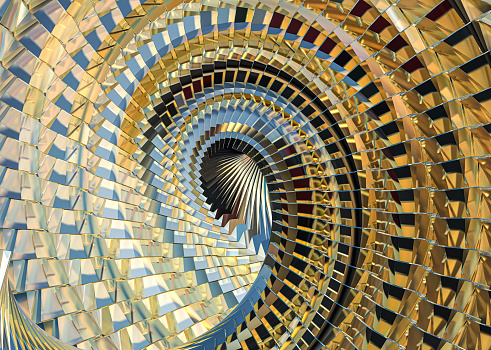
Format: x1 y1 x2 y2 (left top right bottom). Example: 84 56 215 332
1 0 491 349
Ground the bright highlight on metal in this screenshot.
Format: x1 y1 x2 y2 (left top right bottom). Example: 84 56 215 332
0 0 491 349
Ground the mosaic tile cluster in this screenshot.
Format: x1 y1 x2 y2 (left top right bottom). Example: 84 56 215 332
0 0 491 349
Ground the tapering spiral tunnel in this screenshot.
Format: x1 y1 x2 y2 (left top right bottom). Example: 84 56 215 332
0 0 491 349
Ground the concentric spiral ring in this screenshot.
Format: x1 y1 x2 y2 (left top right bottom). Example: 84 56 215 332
1 0 491 349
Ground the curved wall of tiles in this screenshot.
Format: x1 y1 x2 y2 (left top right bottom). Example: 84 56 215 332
1 0 491 349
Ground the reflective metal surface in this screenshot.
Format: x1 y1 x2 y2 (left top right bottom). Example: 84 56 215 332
0 0 491 348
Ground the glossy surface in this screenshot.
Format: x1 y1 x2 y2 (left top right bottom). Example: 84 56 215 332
0 0 491 349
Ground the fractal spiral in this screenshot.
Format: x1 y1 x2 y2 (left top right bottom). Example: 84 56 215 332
1 0 491 348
